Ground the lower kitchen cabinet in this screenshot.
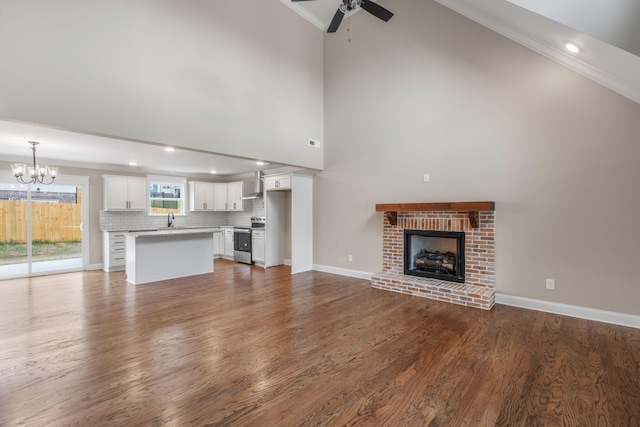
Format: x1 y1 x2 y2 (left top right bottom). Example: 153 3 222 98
251 230 265 266
213 230 223 258
223 228 234 259
103 231 127 271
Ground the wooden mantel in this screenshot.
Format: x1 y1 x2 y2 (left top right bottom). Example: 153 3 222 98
375 201 495 228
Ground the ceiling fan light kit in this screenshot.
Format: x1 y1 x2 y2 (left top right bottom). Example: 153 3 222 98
291 0 394 33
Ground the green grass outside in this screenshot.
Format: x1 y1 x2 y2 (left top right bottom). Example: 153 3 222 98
0 241 82 265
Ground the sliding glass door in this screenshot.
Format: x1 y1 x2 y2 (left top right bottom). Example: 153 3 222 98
0 176 88 279
0 182 29 277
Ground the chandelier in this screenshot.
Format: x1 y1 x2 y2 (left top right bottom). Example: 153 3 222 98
11 141 59 185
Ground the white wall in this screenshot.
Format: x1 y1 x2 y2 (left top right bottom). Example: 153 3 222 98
317 0 640 316
507 0 640 56
0 0 324 170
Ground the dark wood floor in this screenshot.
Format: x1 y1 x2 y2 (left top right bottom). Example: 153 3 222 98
0 260 639 426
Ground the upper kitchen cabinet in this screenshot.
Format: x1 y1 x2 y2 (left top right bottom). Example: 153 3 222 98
264 174 291 191
213 183 228 211
103 175 147 211
189 182 215 211
227 181 244 211
213 182 245 211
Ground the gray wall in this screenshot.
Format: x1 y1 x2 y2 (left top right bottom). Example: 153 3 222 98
0 0 324 170
316 0 640 315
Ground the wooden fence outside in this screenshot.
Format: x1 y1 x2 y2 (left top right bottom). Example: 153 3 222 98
0 192 82 243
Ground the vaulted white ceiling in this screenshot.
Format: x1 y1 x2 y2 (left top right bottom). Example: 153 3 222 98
281 0 640 104
2 0 639 179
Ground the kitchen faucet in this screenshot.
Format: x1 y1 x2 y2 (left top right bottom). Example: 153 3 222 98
168 212 174 227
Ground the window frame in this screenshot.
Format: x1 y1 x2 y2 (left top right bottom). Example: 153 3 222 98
147 175 187 216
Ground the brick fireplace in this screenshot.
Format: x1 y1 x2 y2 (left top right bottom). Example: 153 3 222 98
371 203 495 310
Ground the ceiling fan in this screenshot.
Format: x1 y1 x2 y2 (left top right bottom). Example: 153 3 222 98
292 0 394 33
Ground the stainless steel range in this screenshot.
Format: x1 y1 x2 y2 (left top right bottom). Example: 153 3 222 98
233 218 266 265
233 227 252 264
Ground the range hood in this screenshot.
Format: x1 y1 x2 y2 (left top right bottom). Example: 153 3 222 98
241 171 263 200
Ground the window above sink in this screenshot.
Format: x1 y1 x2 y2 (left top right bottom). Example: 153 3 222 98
148 175 186 216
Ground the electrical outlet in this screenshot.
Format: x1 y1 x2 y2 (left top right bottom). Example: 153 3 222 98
348 254 353 262
546 279 555 290
308 139 321 148
423 173 430 182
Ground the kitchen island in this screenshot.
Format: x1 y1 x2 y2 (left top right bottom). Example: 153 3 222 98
126 228 218 285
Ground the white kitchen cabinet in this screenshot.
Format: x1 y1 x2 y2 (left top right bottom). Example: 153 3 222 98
251 230 265 266
223 228 234 259
189 182 215 211
264 174 291 191
213 182 245 211
227 181 244 211
213 229 223 258
102 231 127 271
214 184 228 211
103 175 147 211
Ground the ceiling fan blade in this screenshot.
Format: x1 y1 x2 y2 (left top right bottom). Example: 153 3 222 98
327 9 345 33
360 0 394 22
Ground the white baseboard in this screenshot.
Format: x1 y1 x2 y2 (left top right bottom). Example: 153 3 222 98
312 264 374 280
309 265 640 329
284 259 292 266
496 293 640 329
88 263 103 271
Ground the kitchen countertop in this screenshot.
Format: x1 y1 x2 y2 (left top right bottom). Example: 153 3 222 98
130 227 220 238
101 226 227 233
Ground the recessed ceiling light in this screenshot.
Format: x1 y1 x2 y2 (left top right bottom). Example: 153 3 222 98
164 147 176 152
256 161 265 165
129 162 139 166
210 170 217 174
565 42 580 53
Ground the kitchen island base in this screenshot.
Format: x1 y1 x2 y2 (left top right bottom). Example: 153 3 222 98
126 231 214 285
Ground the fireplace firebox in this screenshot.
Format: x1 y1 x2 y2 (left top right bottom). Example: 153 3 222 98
404 229 465 283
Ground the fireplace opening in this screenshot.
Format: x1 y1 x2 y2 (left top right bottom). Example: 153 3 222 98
404 229 465 283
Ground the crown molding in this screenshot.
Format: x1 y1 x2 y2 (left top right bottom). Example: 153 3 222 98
280 0 326 30
434 0 640 105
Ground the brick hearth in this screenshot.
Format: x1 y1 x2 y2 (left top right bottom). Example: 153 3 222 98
371 210 495 310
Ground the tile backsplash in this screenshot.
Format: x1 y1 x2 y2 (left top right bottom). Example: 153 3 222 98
100 199 265 231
